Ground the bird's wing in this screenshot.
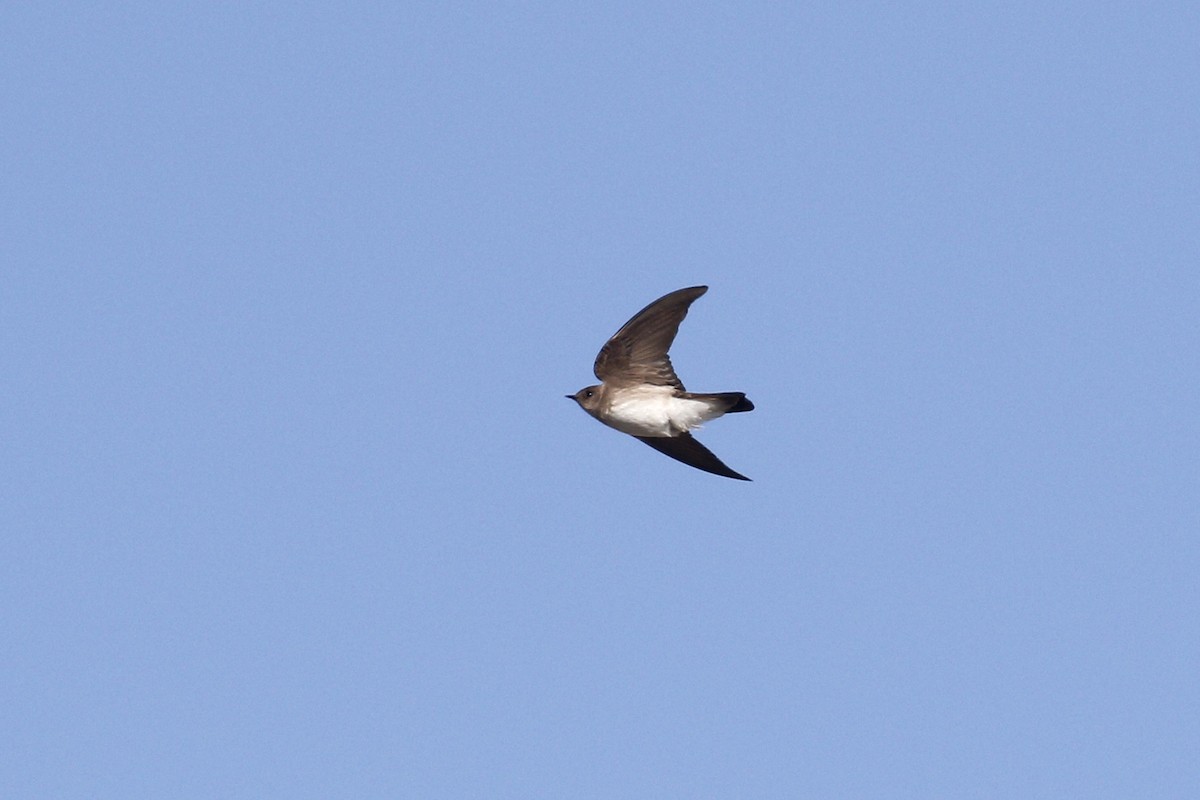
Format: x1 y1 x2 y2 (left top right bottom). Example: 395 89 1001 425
634 432 750 481
593 286 707 389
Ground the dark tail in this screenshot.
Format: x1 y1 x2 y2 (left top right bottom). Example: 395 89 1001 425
685 391 754 413
724 392 754 413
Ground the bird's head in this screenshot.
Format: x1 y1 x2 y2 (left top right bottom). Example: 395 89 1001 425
566 385 603 414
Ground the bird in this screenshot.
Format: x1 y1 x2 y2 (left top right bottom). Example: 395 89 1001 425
566 285 754 480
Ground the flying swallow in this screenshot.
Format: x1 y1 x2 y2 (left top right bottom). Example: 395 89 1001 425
567 285 754 480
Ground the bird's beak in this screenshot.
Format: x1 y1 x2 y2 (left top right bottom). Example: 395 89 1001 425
564 394 574 400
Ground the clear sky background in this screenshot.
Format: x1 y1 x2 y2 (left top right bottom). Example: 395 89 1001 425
3 3 1198 797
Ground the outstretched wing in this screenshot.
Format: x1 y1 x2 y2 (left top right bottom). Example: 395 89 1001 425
634 432 750 481
593 286 707 389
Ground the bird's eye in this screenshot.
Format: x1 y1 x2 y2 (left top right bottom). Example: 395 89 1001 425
585 390 594 398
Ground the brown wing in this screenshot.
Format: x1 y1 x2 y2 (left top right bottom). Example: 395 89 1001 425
593 286 707 388
634 432 751 481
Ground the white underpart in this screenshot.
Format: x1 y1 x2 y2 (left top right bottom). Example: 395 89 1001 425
604 385 725 437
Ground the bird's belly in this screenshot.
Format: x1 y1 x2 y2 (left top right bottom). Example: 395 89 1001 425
605 390 716 437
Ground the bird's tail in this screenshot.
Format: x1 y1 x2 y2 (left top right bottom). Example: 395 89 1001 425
685 391 754 413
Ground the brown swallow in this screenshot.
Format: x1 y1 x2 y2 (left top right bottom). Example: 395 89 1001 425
567 286 754 480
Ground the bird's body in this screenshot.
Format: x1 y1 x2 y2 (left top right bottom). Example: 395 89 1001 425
566 285 754 480
581 384 743 438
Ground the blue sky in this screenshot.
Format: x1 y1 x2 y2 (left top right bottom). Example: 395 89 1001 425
3 2 1198 797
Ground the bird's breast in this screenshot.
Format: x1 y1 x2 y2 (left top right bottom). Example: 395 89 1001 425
601 386 721 437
